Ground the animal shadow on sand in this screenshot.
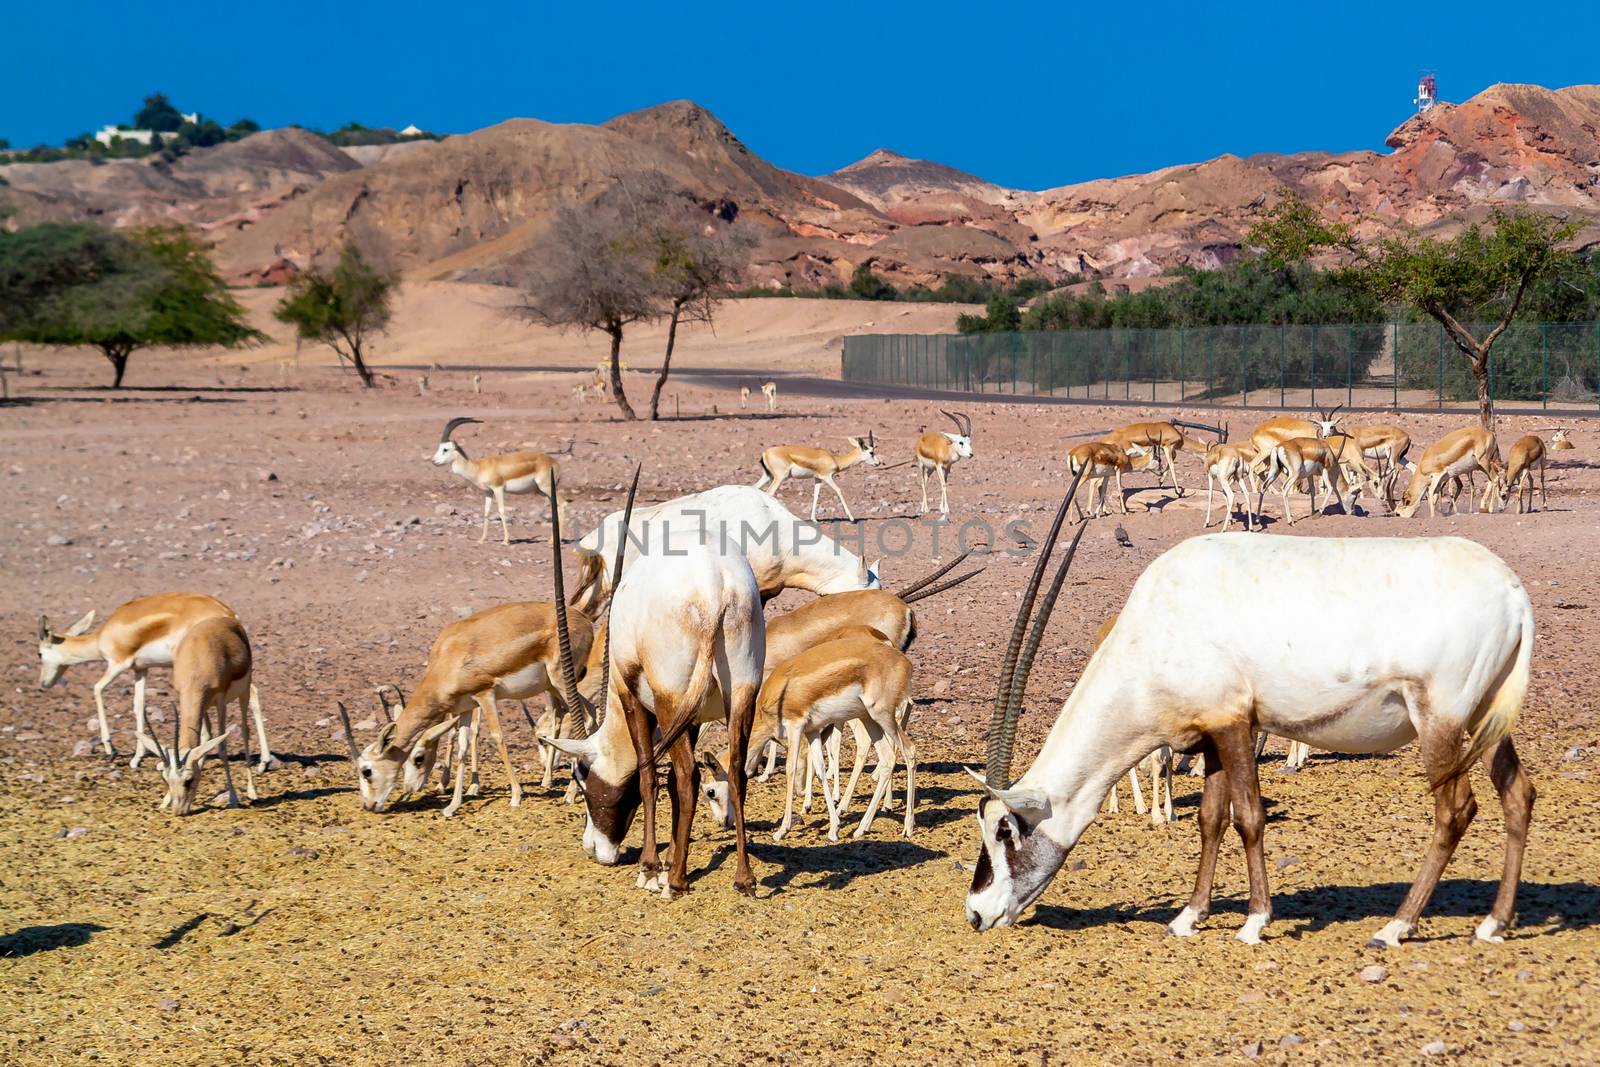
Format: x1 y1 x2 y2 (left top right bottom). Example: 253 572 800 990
0 923 107 958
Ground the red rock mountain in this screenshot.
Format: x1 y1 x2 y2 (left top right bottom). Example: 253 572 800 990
5 84 1597 289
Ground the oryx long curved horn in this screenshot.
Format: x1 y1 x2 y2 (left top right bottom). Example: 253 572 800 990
985 465 1083 788
900 567 984 604
596 463 643 727
439 417 482 443
897 551 972 599
336 701 361 764
548 468 587 740
1004 519 1088 733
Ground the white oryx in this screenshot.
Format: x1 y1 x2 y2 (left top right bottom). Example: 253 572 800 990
964 484 1535 950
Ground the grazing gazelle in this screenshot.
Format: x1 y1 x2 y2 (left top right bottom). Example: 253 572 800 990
430 416 567 544
1200 428 1260 532
1494 435 1550 513
964 473 1535 948
1067 442 1138 520
762 380 779 411
754 433 880 521
37 592 248 764
143 616 265 816
1396 427 1504 518
1102 421 1207 495
1261 437 1355 524
915 410 974 517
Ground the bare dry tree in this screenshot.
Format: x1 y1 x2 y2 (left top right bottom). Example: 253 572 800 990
646 208 756 420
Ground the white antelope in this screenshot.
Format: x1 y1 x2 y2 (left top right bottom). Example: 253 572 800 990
430 417 567 544
1091 615 1173 824
544 535 766 899
143 616 266 816
1396 427 1504 518
36 592 260 766
754 432 880 521
570 485 880 614
915 410 974 517
344 485 595 817
762 380 778 410
1066 442 1137 520
964 477 1535 949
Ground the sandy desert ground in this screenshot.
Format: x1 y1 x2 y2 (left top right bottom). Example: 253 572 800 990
3 312 1600 1064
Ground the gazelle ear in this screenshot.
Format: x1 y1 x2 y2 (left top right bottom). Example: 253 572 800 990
542 734 599 762
183 725 235 766
374 721 398 752
418 718 457 746
66 610 96 636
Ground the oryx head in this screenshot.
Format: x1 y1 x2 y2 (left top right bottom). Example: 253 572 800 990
431 417 481 465
544 462 644 865
940 410 974 458
966 469 1088 932
1313 405 1344 438
850 431 880 466
36 610 96 688
148 716 236 816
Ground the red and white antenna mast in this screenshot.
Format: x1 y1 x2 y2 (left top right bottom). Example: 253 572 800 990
1414 71 1438 113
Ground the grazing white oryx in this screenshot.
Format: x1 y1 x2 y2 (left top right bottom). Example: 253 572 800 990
965 475 1535 949
1396 427 1504 518
915 410 974 517
1494 435 1550 513
1066 442 1138 519
143 616 266 816
430 417 567 544
545 535 766 899
754 432 881 521
344 483 595 817
1200 427 1261 532
762 380 779 410
750 626 917 842
37 592 247 764
1102 421 1207 495
570 485 881 614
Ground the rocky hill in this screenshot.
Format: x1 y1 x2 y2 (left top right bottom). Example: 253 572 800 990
5 83 1598 289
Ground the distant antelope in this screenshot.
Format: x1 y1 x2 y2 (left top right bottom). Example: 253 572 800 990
431 417 567 544
37 593 252 765
1102 421 1207 495
762 380 778 411
143 616 267 816
964 471 1536 948
1396 427 1503 518
915 410 974 517
1494 435 1549 513
740 384 752 407
1066 442 1137 519
754 433 880 521
1259 437 1354 524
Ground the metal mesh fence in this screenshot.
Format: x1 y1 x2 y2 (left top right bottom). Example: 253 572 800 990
842 323 1600 410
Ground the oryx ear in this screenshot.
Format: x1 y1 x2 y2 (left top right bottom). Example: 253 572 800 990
66 610 96 636
963 767 1050 815
863 559 882 588
542 734 599 762
418 718 457 746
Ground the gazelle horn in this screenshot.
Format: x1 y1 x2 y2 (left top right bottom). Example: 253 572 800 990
596 464 643 727
548 468 587 740
439 417 481 443
336 701 361 765
984 465 1084 788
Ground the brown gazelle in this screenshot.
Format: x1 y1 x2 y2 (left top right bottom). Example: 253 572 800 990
915 410 974 517
430 417 566 544
344 474 594 817
1494 435 1549 513
762 380 779 410
751 626 916 842
1396 427 1504 518
143 616 266 816
965 464 1537 949
1200 427 1260 532
37 592 249 765
1101 421 1207 495
1066 442 1138 519
754 433 880 521
1262 437 1354 524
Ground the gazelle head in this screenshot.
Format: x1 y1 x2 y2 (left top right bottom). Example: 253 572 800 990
966 469 1088 932
340 703 453 812
1314 405 1344 438
1551 428 1574 451
36 610 96 688
431 417 482 466
940 410 974 458
850 431 880 465
148 719 235 816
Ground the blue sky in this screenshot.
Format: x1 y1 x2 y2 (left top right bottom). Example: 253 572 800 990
6 1 1597 189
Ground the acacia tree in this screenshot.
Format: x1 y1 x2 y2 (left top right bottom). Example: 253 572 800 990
1249 194 1578 429
273 244 396 387
0 223 261 386
647 219 755 420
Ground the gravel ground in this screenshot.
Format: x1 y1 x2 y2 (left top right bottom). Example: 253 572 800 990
2 351 1599 1065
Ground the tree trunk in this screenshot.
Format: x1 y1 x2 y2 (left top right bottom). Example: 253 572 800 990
607 326 636 420
648 303 684 420
349 343 375 388
100 344 130 387
1470 350 1495 432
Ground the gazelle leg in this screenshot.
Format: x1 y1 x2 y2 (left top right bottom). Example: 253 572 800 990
248 683 273 770
439 729 454 792
810 480 822 521
1105 777 1120 814
476 692 521 807
853 724 895 839
214 695 242 809
839 720 869 816
1539 455 1547 510
441 717 471 817
1369 725 1479 948
918 464 930 514
479 493 493 542
1115 469 1127 514
937 465 950 516
465 707 482 797
494 486 511 544
91 661 131 756
1205 472 1217 527
757 739 778 782
775 723 801 842
239 691 258 802
1156 746 1174 825
1129 758 1147 814
1477 738 1534 943
825 476 855 522
1220 477 1238 532
812 733 843 841
1168 739 1226 936
897 718 917 838
129 668 156 767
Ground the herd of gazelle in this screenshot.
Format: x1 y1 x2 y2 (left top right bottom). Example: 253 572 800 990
34 402 1572 947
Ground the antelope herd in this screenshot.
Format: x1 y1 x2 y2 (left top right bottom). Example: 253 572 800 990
30 396 1581 950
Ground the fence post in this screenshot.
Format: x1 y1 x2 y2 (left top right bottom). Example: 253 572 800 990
1541 322 1549 411
1437 325 1445 410
1010 334 1018 394
1178 327 1186 403
1124 334 1131 401
1310 327 1317 411
1206 330 1214 400
1279 325 1286 407
1031 335 1039 397
1392 322 1398 410
1240 325 1249 408
1346 324 1353 409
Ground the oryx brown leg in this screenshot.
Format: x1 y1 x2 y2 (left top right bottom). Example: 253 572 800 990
662 729 698 899
1369 727 1479 948
1168 738 1226 936
1477 738 1534 943
622 685 663 891
1212 721 1271 942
